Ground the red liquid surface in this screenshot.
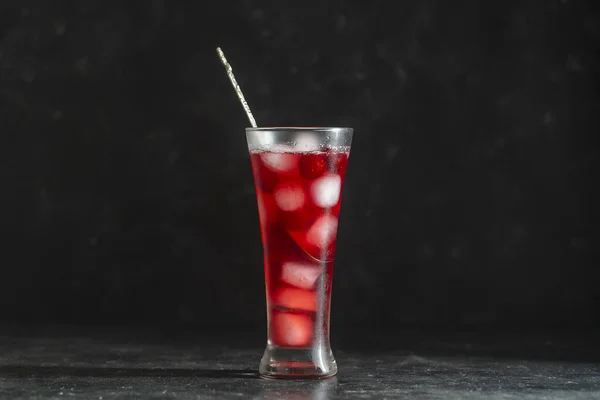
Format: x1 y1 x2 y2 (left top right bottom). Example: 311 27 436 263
250 149 350 348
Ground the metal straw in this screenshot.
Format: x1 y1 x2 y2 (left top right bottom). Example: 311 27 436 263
216 47 257 128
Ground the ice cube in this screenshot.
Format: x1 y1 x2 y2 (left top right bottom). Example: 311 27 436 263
281 262 321 289
294 133 321 152
311 174 341 208
274 183 305 211
288 214 339 261
306 215 338 249
271 311 313 347
261 147 297 172
273 287 317 311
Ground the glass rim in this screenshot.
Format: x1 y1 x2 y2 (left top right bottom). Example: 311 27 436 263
246 126 352 133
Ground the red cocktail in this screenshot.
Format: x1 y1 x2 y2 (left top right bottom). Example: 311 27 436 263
247 127 353 379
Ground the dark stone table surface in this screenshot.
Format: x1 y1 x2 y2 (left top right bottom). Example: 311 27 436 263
1 327 599 399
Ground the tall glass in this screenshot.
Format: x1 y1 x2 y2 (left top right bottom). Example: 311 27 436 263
246 127 353 379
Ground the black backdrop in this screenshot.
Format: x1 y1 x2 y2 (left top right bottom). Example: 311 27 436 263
1 0 598 334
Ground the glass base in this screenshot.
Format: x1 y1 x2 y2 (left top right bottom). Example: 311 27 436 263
259 344 337 379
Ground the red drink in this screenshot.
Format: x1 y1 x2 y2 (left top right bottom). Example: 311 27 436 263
249 150 350 349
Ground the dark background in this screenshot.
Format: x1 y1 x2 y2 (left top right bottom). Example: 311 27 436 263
0 0 598 336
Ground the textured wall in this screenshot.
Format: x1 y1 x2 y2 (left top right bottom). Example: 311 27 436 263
0 0 598 331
